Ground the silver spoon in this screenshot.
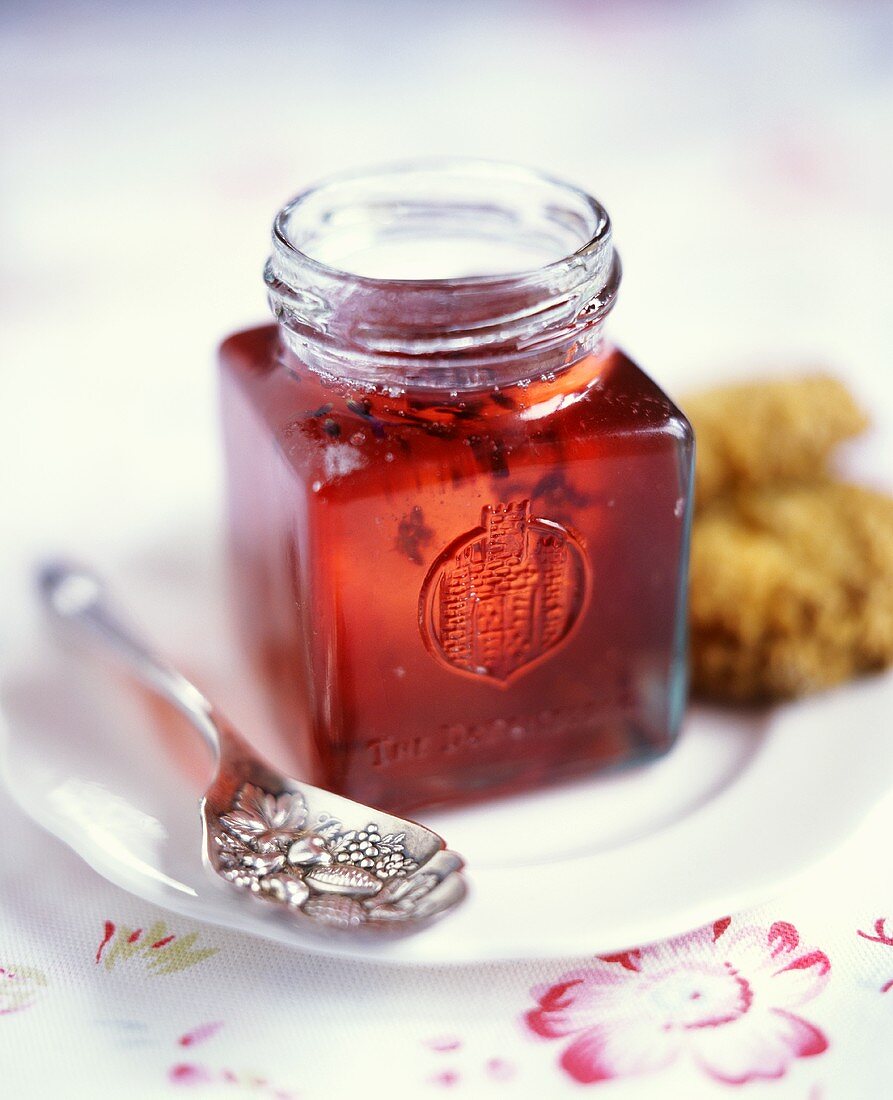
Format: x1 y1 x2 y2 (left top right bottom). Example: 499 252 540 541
38 562 466 936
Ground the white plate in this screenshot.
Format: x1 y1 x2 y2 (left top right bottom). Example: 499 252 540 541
3 517 893 964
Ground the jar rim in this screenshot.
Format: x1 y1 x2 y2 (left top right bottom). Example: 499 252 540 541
265 159 620 390
270 158 612 289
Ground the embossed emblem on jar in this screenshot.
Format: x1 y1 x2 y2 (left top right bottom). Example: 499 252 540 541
419 501 589 684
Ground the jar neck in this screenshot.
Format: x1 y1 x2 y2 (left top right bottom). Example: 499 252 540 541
264 160 621 393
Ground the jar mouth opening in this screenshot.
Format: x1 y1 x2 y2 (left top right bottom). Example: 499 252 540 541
265 159 620 390
271 158 612 288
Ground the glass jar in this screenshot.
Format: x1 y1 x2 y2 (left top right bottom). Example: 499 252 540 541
220 160 694 814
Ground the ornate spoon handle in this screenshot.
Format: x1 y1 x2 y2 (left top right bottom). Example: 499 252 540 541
38 561 220 755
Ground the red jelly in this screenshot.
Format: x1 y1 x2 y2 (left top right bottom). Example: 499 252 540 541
220 161 693 813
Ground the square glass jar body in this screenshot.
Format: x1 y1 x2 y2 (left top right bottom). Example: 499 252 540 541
220 324 693 813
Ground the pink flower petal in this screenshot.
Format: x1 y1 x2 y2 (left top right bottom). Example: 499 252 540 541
169 1063 213 1086
597 950 642 972
767 951 832 1008
768 921 799 957
559 1021 679 1084
527 966 641 1038
178 1021 223 1047
706 923 777 974
689 1009 827 1085
526 983 582 1039
634 922 719 974
711 921 824 982
530 963 636 1003
771 1009 828 1057
526 1008 570 1039
713 917 732 941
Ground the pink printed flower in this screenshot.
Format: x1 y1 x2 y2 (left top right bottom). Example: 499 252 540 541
526 919 830 1086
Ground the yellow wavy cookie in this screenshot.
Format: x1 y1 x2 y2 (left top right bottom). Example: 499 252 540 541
689 483 893 702
685 376 868 508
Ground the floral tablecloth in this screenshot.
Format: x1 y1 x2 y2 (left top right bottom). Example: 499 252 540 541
5 775 893 1098
3 1 892 1097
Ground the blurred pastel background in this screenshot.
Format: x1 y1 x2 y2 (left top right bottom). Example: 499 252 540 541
2 0 891 621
